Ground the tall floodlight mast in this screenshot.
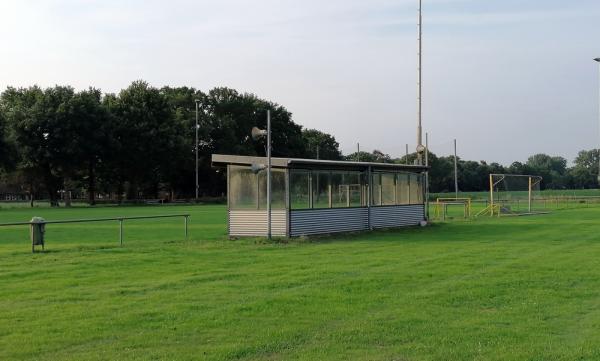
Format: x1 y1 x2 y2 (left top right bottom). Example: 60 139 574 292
595 58 600 185
194 99 200 201
416 0 425 164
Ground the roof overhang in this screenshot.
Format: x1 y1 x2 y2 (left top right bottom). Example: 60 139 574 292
211 154 428 172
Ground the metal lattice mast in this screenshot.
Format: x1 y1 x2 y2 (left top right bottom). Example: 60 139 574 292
416 0 424 164
595 58 600 185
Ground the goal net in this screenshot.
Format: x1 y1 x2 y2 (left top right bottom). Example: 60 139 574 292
481 174 543 216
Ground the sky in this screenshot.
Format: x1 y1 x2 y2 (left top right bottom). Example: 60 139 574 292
1 0 599 165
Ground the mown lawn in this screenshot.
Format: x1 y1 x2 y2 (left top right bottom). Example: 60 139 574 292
2 204 600 360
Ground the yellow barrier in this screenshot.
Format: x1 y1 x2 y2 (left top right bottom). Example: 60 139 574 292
475 204 501 217
434 198 472 220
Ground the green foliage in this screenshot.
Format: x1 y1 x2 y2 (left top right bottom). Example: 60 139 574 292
344 150 393 163
302 128 342 160
569 149 600 189
424 152 593 193
342 148 595 193
203 87 306 158
0 80 597 199
107 81 183 199
60 88 110 205
0 82 342 203
0 106 11 170
1 86 76 205
525 154 569 189
159 86 204 197
3 205 600 359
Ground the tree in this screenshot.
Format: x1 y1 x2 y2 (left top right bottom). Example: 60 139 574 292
302 129 342 160
459 160 483 191
108 80 182 200
2 86 77 206
414 152 442 192
344 150 392 163
160 86 204 198
0 107 11 171
569 149 600 189
525 154 568 189
507 161 532 176
7 81 600 201
199 88 307 195
204 88 306 158
431 156 456 193
60 88 111 205
371 150 393 163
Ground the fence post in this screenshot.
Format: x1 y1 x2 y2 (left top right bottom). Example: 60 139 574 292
119 219 123 246
184 215 189 240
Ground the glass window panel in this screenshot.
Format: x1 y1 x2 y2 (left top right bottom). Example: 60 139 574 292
229 166 258 209
272 169 286 209
331 172 347 208
396 173 410 205
312 171 331 209
409 173 423 204
346 172 362 207
381 173 396 205
417 173 424 204
371 173 382 206
258 168 286 210
290 170 310 209
361 173 369 206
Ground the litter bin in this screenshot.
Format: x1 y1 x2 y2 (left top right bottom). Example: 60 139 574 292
30 217 45 252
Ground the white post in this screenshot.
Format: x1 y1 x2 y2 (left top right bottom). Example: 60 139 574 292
425 132 430 219
454 139 458 199
119 219 123 246
267 110 272 240
184 215 189 240
357 143 360 162
195 100 200 201
416 0 423 164
528 176 532 213
489 174 494 216
367 166 372 230
595 58 600 186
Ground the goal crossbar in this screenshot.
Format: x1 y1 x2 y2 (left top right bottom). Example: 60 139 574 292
479 174 544 217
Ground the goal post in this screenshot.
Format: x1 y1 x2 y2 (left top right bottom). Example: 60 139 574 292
479 174 543 216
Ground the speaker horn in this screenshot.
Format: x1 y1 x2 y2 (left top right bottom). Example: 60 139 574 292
251 163 267 174
251 127 267 141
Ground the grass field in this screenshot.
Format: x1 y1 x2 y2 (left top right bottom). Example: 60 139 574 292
2 204 600 360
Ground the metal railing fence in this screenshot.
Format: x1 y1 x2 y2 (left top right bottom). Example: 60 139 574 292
0 214 190 252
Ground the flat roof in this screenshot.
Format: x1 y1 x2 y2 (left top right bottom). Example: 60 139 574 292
211 154 428 172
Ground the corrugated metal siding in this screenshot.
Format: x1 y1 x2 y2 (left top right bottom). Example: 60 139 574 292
290 208 368 237
228 210 287 237
230 205 424 238
371 205 424 229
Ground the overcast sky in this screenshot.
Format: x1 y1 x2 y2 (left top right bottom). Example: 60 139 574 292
1 0 599 164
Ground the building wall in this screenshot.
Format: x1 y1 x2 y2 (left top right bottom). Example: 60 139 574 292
228 209 287 237
370 205 425 229
289 207 368 236
289 205 424 237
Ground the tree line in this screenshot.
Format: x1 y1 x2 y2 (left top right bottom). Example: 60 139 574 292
0 80 598 206
345 149 600 192
0 81 342 205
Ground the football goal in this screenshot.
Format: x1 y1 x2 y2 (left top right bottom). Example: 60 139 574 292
477 174 545 216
